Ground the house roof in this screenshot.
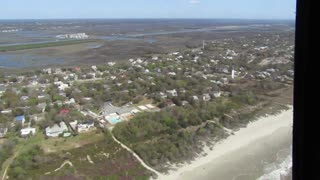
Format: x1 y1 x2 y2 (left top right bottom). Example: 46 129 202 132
45 122 68 134
59 108 70 115
15 115 25 121
103 103 134 116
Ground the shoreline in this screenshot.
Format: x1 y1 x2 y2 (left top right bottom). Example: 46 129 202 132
157 106 293 180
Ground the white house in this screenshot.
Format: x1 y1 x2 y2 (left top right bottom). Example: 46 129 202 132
69 120 78 130
20 128 36 137
192 96 199 101
91 65 97 71
159 92 167 99
77 122 95 133
168 72 176 76
45 122 68 137
54 81 69 91
166 89 178 97
203 94 211 102
1 109 12 114
108 62 116 66
213 91 221 98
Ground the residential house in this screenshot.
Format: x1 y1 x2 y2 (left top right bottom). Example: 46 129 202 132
168 72 176 76
45 122 68 137
0 128 8 138
42 68 52 74
221 78 229 85
55 68 62 74
91 65 97 71
0 84 5 96
69 120 78 130
64 98 76 105
37 103 47 113
54 81 69 91
203 94 211 101
20 127 36 137
1 109 12 114
20 96 29 101
166 89 178 97
59 108 70 116
181 101 189 106
88 72 96 79
192 96 199 101
15 115 25 125
77 121 95 133
159 92 167 99
102 103 134 117
108 62 116 66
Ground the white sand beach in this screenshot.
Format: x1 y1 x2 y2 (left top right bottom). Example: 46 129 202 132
157 107 293 180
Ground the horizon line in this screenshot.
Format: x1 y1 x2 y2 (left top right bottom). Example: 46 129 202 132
0 17 295 21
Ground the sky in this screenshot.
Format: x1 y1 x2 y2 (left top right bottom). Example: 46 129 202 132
0 0 296 20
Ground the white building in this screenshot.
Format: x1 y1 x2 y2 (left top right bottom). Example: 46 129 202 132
91 65 97 71
203 94 211 101
45 122 68 137
166 89 178 97
20 128 36 137
69 120 78 130
77 122 95 133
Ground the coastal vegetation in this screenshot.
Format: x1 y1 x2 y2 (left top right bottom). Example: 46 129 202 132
0 39 97 52
6 130 151 180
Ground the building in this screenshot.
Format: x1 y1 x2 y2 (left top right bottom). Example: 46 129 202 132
59 109 70 116
1 109 12 114
182 101 189 106
102 103 134 117
0 84 6 96
203 94 211 102
91 65 97 71
166 89 178 97
20 96 29 101
77 121 95 133
0 128 8 138
45 122 68 137
20 128 36 137
15 115 25 125
37 103 47 113
213 91 222 98
69 120 78 130
159 92 167 99
192 96 199 101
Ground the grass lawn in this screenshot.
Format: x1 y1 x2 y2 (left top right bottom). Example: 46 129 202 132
40 130 104 153
130 97 154 108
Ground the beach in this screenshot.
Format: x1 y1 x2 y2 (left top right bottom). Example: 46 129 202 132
157 107 293 180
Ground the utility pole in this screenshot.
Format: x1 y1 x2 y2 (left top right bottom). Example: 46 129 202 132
202 40 205 50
